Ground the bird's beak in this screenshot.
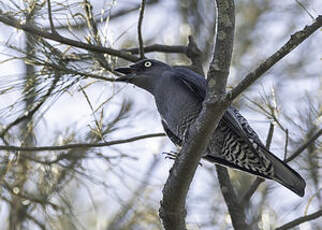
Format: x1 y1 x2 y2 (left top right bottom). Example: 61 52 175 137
114 66 135 82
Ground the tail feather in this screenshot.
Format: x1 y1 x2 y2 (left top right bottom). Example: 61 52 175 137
265 151 306 197
204 147 306 197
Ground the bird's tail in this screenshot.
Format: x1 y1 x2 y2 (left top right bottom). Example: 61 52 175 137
265 150 306 197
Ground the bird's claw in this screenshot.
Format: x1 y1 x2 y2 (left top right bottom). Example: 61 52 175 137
161 151 203 166
161 151 178 160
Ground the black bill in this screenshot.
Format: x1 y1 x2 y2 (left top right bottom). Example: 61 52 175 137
114 67 135 82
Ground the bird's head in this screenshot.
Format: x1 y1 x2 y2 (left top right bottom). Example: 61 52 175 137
114 59 170 93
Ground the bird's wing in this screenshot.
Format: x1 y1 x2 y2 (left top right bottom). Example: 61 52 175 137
161 119 182 146
167 68 305 196
172 66 207 101
172 67 260 149
222 107 263 152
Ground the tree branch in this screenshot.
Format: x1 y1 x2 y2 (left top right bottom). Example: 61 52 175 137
137 0 146 59
159 0 235 229
227 15 322 100
216 166 248 229
286 128 322 162
47 0 57 34
0 73 60 139
0 133 165 152
276 209 322 230
48 0 159 31
125 44 187 55
126 36 203 74
0 10 139 62
207 0 247 228
1 196 46 230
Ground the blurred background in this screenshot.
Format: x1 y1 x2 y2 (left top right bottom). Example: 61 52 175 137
0 0 321 229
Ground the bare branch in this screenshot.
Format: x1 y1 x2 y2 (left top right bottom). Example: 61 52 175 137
185 36 204 75
126 36 203 74
283 128 289 160
286 128 322 162
159 0 235 229
0 73 60 139
49 0 159 31
227 15 322 100
0 10 139 62
47 0 57 34
1 196 46 230
3 181 59 209
107 156 160 229
216 166 248 229
125 44 187 55
0 133 165 152
137 0 147 59
295 0 315 20
276 209 322 230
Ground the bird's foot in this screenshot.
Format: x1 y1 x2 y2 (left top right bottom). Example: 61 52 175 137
161 151 203 166
161 151 178 160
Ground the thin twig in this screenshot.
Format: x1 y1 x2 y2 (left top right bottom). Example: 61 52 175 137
227 15 322 100
1 196 46 230
30 59 115 81
2 181 59 209
284 128 289 160
286 128 322 162
265 122 275 148
46 0 159 31
47 0 57 34
0 133 165 152
108 156 160 229
0 73 60 139
295 0 315 20
276 209 322 230
79 85 105 141
137 0 146 59
125 44 187 55
83 0 111 70
0 10 139 62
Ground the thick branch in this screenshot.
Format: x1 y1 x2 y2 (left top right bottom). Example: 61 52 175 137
228 15 322 100
276 210 322 230
0 10 139 62
0 133 165 152
207 0 235 96
159 0 235 229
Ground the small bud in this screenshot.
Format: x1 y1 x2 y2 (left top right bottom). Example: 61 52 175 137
13 187 20 194
22 200 30 205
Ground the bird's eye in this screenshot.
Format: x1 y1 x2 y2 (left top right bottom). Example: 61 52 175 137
144 61 152 68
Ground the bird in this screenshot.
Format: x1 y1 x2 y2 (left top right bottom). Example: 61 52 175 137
114 58 306 197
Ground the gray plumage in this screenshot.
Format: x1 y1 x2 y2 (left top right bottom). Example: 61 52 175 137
115 59 306 197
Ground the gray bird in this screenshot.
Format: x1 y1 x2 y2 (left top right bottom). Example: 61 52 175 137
115 59 306 197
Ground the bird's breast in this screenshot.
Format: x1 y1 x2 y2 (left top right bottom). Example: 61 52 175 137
155 90 201 140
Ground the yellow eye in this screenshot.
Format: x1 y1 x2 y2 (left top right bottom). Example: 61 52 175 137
144 61 152 68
